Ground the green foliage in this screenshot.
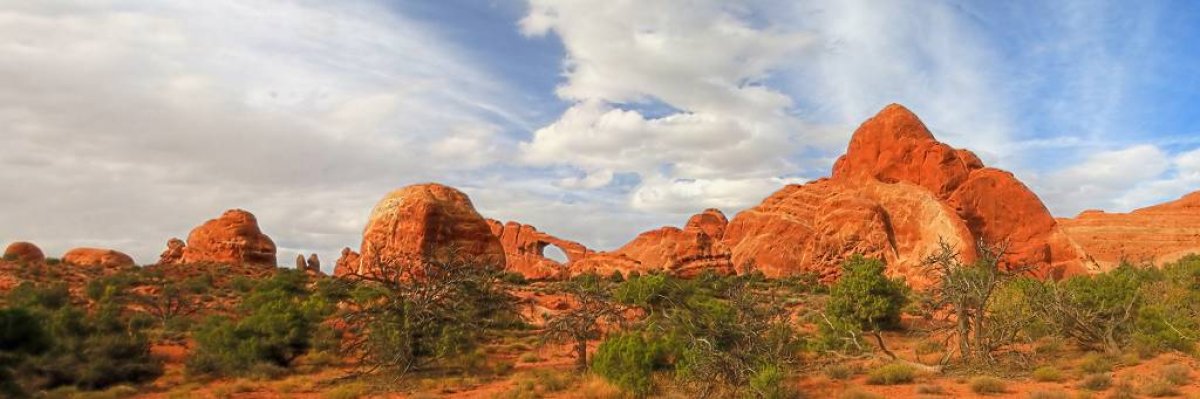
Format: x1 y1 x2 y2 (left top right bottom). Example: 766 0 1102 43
5 283 160 393
499 272 527 285
338 255 521 375
748 364 795 399
1031 365 1062 382
187 270 330 377
0 307 50 396
1078 373 1112 391
592 332 662 397
597 273 803 396
968 376 1006 395
865 363 916 385
827 256 908 332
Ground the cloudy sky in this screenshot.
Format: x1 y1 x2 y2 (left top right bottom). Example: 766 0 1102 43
3 0 1199 269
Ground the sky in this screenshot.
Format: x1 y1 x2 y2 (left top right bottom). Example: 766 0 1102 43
2 0 1200 270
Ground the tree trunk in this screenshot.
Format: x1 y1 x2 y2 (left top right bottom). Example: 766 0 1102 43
575 338 588 371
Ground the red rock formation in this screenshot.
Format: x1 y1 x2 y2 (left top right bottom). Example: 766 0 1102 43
333 247 360 277
572 209 735 278
62 247 136 269
726 104 1088 284
165 209 277 266
158 238 185 264
1059 191 1200 271
487 219 591 280
3 241 45 263
350 184 505 276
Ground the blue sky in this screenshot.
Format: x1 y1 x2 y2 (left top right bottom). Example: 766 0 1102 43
1 0 1199 268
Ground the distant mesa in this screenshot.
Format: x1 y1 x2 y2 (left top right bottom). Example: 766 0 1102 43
1059 191 1200 271
4 241 46 263
158 209 277 266
63 247 136 269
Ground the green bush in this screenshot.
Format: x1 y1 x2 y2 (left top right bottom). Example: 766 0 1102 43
968 376 1006 395
591 332 660 397
823 364 855 380
821 256 909 354
5 283 161 392
866 363 916 385
187 270 330 377
1079 353 1113 373
748 364 795 399
1031 365 1062 382
1078 373 1112 391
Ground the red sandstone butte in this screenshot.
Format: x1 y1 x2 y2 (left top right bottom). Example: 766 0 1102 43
1058 191 1200 271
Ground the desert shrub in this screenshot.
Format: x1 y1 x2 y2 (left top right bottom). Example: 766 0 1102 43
866 363 916 385
1024 265 1148 354
1079 353 1114 373
915 384 943 394
187 270 330 377
500 272 527 285
0 307 50 396
748 364 796 399
6 283 160 392
1078 373 1112 391
1109 379 1136 399
592 332 661 397
542 275 623 370
598 274 802 396
823 364 855 380
1140 379 1179 397
336 253 521 376
839 390 882 399
821 256 909 356
1031 365 1063 382
608 270 625 283
969 376 1007 395
1158 364 1190 385
1028 391 1069 399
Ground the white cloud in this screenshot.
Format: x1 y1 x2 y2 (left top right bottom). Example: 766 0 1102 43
1035 145 1170 215
0 1 525 267
519 0 812 212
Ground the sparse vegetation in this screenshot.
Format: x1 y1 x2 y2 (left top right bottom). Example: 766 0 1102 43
969 376 1007 395
866 363 917 385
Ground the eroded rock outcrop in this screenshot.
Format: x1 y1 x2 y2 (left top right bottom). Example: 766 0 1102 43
3 241 45 263
62 247 136 269
487 220 590 280
1059 191 1200 271
333 247 361 277
725 104 1089 284
347 184 505 276
160 209 277 266
572 209 735 278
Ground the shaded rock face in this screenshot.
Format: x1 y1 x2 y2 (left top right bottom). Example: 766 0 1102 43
351 184 505 276
62 248 135 269
161 210 277 266
1059 192 1200 271
726 104 1088 284
333 247 360 277
487 220 591 280
158 238 185 264
3 242 45 263
572 209 735 278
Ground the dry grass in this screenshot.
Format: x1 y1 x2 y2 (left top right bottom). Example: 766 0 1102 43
969 376 1007 395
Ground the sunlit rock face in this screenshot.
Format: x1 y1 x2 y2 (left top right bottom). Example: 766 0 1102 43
724 104 1089 286
1059 192 1200 271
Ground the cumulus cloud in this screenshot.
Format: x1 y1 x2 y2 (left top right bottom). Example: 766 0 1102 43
519 0 812 212
0 1 527 267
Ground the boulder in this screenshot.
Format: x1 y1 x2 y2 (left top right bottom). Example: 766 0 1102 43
1059 191 1200 271
175 209 277 266
62 247 136 269
351 184 505 276
3 241 45 263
